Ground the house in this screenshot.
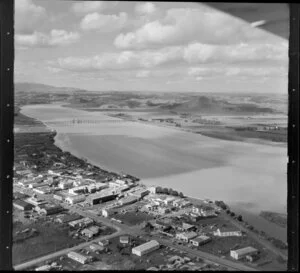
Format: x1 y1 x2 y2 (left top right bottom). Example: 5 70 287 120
13 200 34 211
131 189 150 199
181 223 196 232
68 217 94 228
120 235 130 244
164 196 176 206
230 247 259 260
132 240 160 256
13 192 29 200
190 235 211 247
69 185 88 195
192 205 215 216
89 243 104 252
67 251 93 264
176 232 198 243
98 239 109 247
65 195 86 205
158 207 170 214
81 225 100 238
213 228 242 237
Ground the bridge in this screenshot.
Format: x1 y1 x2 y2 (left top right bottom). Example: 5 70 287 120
46 119 127 127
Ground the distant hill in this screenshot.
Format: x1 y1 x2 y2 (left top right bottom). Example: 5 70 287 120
160 95 276 114
15 82 86 93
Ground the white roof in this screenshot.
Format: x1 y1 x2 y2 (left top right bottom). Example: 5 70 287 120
232 246 258 255
132 240 159 252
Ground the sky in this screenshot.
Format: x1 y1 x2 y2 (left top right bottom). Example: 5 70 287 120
14 1 289 93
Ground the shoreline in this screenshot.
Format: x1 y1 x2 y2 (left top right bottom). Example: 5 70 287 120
18 105 287 244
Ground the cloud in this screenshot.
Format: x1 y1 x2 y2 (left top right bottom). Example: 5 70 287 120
55 46 183 72
15 30 80 48
114 6 272 49
135 2 157 15
136 70 150 78
80 12 128 32
183 42 288 64
188 66 287 78
15 0 46 34
71 1 118 15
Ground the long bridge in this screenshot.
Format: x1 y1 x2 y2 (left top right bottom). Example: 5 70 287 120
46 119 127 127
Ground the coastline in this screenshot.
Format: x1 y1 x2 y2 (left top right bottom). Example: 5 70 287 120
18 104 287 243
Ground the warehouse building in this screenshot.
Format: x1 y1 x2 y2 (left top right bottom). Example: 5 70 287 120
67 251 93 264
13 200 34 211
81 225 100 238
38 205 64 216
230 246 259 260
190 235 211 247
176 232 198 243
132 240 160 256
87 192 117 205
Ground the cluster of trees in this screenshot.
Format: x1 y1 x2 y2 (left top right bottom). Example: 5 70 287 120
214 200 227 210
156 186 184 198
225 209 243 221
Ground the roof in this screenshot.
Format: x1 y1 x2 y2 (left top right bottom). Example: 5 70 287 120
68 251 88 260
232 246 258 255
132 240 160 252
180 232 198 239
13 199 33 208
191 235 211 242
218 228 241 233
182 223 195 229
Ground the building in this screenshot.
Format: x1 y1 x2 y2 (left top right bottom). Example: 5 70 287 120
67 251 93 264
68 217 94 228
200 206 216 217
213 228 242 237
65 195 86 205
120 235 130 245
131 189 150 199
149 186 158 194
164 196 176 206
89 243 104 252
53 193 64 201
87 192 117 205
56 213 81 224
230 247 259 260
26 197 48 207
58 180 74 189
190 235 211 247
13 200 34 211
33 186 51 194
181 223 196 232
81 225 100 238
132 240 160 256
157 207 170 214
38 205 63 216
69 185 88 195
13 192 29 200
98 239 109 247
118 195 139 206
176 232 198 243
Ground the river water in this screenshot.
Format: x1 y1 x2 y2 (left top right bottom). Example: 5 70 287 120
20 104 287 241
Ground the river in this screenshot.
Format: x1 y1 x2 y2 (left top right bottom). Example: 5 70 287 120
20 103 287 241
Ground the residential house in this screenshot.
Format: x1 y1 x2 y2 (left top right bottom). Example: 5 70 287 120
176 232 198 243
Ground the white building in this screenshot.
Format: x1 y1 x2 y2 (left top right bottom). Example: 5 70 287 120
230 247 259 260
190 235 211 247
65 195 86 205
176 232 198 243
132 240 160 256
213 228 242 237
67 251 93 264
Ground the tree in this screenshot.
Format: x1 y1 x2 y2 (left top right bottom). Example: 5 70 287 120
226 209 231 214
179 192 184 198
237 215 243 222
168 188 173 195
172 191 179 196
230 212 235 217
162 188 168 194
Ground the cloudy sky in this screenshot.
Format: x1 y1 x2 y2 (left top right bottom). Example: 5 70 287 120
15 1 289 93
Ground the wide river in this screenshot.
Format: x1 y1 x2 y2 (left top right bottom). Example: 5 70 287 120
20 104 287 241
